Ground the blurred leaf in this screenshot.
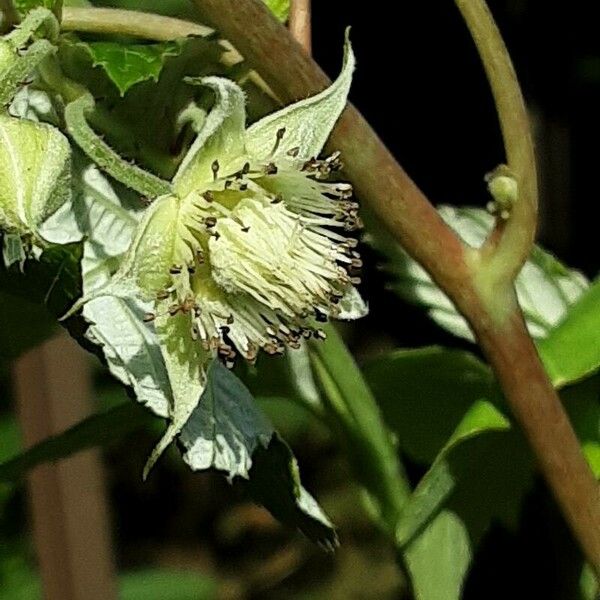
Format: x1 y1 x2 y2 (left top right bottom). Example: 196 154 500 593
395 399 513 548
262 0 289 21
120 569 217 600
77 40 184 96
240 433 338 550
179 361 273 480
562 376 600 478
370 206 589 342
0 241 83 318
13 0 56 15
0 403 150 482
538 279 600 387
404 510 472 600
309 324 410 531
363 347 494 463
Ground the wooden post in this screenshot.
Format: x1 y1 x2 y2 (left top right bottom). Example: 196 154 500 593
12 331 117 600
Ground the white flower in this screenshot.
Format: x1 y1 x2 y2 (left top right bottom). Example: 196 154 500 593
68 34 366 475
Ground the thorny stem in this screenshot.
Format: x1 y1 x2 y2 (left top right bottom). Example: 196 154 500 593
193 0 600 574
455 0 538 288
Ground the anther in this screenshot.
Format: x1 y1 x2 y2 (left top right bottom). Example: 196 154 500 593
143 312 156 323
204 216 217 228
169 265 182 274
242 162 250 175
211 160 220 180
287 146 300 158
156 290 170 300
203 191 214 202
271 127 286 154
169 304 181 316
271 194 283 204
264 162 278 175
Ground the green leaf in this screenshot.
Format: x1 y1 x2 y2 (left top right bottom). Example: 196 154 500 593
120 570 217 600
363 347 494 464
0 114 71 242
395 399 513 548
404 510 472 600
85 296 170 419
262 0 290 21
538 279 600 387
0 403 150 482
179 360 273 480
45 160 172 418
241 433 338 549
78 40 183 96
13 0 56 16
562 376 600 478
246 32 354 160
372 205 589 342
180 362 336 546
173 77 246 197
364 346 537 597
308 324 410 531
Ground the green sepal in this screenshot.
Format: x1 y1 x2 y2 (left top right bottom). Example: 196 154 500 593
0 113 71 247
246 31 354 160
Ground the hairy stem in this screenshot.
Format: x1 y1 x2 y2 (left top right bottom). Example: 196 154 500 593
64 94 171 198
455 0 538 284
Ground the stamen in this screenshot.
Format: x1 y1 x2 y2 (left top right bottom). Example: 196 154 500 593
211 160 220 180
271 127 286 155
143 312 156 323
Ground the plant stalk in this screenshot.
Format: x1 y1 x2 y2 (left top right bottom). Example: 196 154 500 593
455 0 538 287
289 0 312 55
467 293 600 573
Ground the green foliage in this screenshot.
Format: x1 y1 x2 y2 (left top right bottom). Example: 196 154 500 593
119 570 217 600
0 403 150 482
262 0 290 22
370 205 589 342
309 325 409 532
77 40 183 96
538 278 600 387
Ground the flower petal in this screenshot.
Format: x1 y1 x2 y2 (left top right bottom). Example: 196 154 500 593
173 77 247 197
246 31 355 161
